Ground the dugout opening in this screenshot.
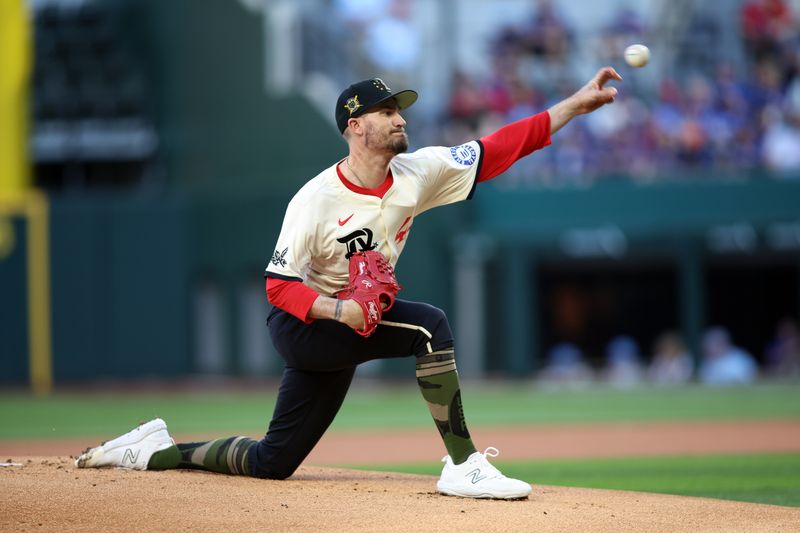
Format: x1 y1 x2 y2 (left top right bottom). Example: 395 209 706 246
705 257 799 365
536 259 679 369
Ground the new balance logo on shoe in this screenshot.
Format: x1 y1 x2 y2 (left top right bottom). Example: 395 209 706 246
467 468 488 484
122 448 140 466
438 447 531 499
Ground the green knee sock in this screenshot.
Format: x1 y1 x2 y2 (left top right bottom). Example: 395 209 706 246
148 436 257 475
416 349 477 464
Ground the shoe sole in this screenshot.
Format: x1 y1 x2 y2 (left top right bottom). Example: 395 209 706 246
437 483 531 500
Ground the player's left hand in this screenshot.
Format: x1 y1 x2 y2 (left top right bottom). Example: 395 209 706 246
571 67 623 114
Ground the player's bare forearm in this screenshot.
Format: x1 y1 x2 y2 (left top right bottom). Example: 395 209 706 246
548 67 622 135
309 295 365 329
547 98 581 136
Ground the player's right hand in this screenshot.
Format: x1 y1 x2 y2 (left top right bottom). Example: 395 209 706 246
339 299 389 330
339 299 367 330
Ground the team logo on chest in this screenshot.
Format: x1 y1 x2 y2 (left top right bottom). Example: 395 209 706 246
395 216 412 244
337 228 378 259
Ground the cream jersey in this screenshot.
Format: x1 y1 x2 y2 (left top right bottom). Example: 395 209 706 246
265 141 483 296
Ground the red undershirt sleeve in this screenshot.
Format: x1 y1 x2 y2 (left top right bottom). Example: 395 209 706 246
477 110 552 182
266 277 319 323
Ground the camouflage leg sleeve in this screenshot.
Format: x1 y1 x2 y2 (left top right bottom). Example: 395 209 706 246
416 349 477 464
148 437 257 476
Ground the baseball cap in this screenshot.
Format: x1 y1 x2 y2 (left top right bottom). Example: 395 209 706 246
335 78 418 133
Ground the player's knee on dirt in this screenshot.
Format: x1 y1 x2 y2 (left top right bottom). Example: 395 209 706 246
248 445 299 480
259 466 296 480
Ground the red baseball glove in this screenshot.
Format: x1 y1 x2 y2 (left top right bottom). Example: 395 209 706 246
337 250 402 337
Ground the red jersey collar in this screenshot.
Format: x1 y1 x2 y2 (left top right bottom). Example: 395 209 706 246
336 160 393 198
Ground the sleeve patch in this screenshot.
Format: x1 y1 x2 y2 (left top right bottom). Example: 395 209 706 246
270 247 288 268
449 143 477 166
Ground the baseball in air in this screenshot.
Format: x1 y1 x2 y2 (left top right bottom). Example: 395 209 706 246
624 44 650 68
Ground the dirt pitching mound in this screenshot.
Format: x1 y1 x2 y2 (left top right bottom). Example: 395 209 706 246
3 457 798 532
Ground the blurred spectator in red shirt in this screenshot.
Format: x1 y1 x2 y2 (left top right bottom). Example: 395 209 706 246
740 0 795 61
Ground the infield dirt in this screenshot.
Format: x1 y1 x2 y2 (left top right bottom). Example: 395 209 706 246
3 420 800 531
3 457 800 532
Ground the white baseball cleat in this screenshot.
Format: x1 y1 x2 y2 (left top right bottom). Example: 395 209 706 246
75 418 174 470
437 447 532 500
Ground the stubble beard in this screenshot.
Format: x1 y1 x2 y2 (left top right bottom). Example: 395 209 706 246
365 127 409 155
390 134 409 154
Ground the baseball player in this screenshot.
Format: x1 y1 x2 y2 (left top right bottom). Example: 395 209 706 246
77 68 621 499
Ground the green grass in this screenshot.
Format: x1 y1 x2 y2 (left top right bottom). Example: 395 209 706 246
2 383 799 507
351 453 800 507
336 383 800 427
1 383 799 439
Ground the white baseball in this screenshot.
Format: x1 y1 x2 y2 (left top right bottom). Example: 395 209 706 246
624 44 650 68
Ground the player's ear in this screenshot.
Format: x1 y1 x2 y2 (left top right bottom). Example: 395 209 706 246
348 117 363 135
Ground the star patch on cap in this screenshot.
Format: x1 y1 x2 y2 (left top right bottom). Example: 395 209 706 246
344 95 362 116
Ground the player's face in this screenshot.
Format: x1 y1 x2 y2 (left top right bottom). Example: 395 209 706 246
361 101 409 154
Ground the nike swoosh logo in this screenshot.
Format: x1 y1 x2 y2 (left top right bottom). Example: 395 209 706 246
338 214 354 226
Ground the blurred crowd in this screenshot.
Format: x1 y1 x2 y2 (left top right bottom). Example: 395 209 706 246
439 0 800 186
536 318 800 389
323 1 800 388
328 0 421 90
